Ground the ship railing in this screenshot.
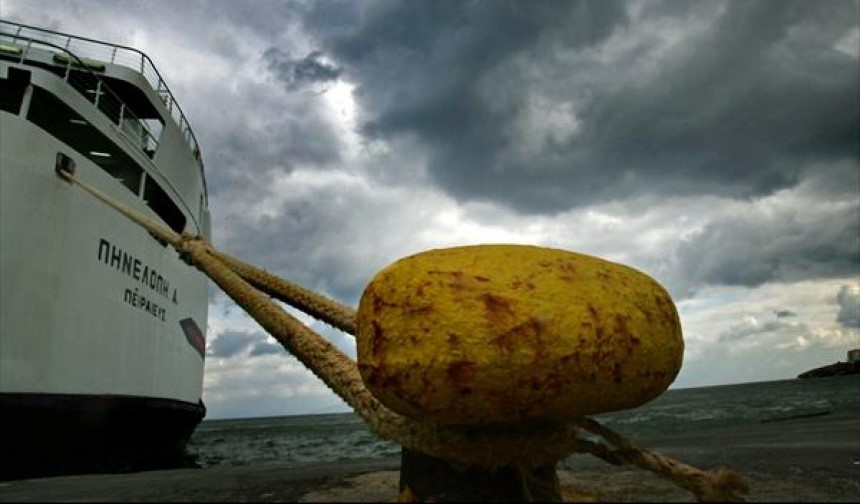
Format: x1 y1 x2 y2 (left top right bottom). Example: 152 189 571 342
0 31 164 160
0 20 205 194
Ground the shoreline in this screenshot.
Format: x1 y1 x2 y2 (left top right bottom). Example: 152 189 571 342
1 411 858 502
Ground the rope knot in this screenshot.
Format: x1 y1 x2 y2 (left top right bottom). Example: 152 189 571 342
177 233 210 266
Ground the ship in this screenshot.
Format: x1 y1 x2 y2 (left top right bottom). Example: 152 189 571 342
0 20 210 480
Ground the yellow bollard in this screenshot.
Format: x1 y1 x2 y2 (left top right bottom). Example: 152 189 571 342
356 244 685 501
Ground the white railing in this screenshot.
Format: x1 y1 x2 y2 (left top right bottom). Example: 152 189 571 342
0 20 203 170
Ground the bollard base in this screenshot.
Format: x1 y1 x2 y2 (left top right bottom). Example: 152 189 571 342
398 447 562 502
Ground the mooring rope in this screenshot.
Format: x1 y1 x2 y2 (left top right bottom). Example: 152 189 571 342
58 169 748 502
206 247 357 335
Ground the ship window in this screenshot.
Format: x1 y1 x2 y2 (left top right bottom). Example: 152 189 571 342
27 86 143 195
27 86 187 235
0 67 30 115
143 175 186 234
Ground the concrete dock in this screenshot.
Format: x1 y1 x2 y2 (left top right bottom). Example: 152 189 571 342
1 412 858 502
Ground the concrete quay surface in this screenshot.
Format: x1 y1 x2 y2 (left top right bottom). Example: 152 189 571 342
1 412 858 502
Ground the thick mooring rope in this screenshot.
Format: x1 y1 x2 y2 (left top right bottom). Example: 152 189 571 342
59 170 748 502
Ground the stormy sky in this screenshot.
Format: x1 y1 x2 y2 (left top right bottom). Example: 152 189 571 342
4 0 858 419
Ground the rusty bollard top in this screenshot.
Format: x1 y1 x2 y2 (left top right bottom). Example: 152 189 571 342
356 244 684 427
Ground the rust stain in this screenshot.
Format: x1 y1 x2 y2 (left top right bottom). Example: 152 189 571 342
481 293 515 323
416 280 432 297
512 317 546 338
614 313 630 336
446 271 468 290
612 363 623 383
558 261 578 275
369 320 386 357
405 304 434 316
492 330 517 355
643 307 654 326
370 289 399 314
447 360 476 386
372 292 384 313
560 351 580 364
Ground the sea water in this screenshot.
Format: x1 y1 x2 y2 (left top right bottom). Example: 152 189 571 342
185 375 860 469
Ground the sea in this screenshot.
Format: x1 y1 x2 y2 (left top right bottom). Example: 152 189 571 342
185 375 860 469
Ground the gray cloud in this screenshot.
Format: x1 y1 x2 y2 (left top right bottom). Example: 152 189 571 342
215 173 416 306
8 0 857 416
208 330 283 358
208 330 255 358
665 161 860 297
836 285 860 328
249 341 285 357
29 0 852 300
717 316 806 343
193 68 348 213
670 208 858 296
305 0 858 213
264 49 342 90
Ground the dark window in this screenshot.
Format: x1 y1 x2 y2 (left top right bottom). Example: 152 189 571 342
27 86 143 194
0 67 30 115
143 175 186 234
27 86 186 234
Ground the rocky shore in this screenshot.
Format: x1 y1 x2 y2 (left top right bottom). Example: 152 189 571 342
797 360 860 379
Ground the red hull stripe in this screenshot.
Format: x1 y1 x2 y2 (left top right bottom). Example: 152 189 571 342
179 318 205 357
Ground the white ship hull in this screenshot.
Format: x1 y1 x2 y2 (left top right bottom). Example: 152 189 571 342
0 21 210 479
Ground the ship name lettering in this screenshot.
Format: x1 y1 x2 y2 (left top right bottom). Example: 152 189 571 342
124 288 166 321
98 238 173 299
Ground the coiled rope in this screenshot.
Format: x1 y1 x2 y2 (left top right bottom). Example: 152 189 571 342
59 169 749 502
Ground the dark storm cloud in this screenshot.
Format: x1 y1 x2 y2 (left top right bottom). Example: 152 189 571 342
196 79 347 207
264 49 343 90
14 0 855 305
303 0 858 213
217 185 393 307
836 285 860 328
208 330 282 358
668 171 859 296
